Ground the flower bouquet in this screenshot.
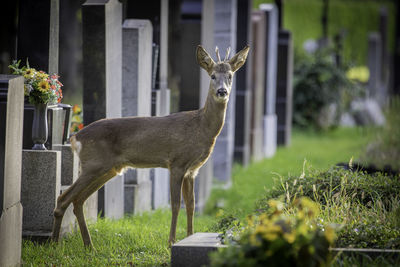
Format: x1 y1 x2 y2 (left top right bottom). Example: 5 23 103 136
9 60 64 150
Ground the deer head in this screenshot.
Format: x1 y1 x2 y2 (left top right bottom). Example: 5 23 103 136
196 45 250 103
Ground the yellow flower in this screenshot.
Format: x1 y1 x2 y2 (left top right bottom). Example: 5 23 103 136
38 80 50 92
23 68 36 79
24 84 30 96
36 71 49 80
283 232 296 243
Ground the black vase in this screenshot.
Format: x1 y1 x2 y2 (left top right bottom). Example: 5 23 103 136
32 102 48 150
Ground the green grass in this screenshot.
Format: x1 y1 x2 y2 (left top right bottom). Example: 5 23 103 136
22 127 369 266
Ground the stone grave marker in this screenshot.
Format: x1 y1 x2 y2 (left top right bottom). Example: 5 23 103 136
250 11 266 161
234 0 253 166
212 0 238 184
0 75 24 267
276 29 293 146
82 0 124 219
122 19 153 214
260 3 278 158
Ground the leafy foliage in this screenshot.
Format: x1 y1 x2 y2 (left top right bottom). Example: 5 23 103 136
209 198 335 267
293 48 362 129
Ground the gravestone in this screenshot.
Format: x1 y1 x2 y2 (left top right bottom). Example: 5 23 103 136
250 11 266 161
367 32 385 105
17 0 59 74
171 233 226 267
82 0 124 219
212 0 238 184
260 4 278 158
0 75 24 267
122 19 153 214
234 0 253 166
276 29 293 146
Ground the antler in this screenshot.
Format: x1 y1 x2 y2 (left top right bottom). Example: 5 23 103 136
224 47 231 61
215 46 221 63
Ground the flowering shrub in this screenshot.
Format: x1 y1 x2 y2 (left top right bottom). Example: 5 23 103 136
70 104 84 134
209 197 335 267
9 60 63 105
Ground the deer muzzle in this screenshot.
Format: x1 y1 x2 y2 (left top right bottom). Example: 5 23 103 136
216 88 228 97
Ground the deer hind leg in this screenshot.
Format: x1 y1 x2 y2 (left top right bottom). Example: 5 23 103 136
52 166 116 247
168 168 185 246
182 177 195 237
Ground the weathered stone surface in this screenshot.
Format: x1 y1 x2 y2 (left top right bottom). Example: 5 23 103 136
0 75 24 267
59 185 76 236
124 180 152 214
263 114 277 158
151 168 170 209
351 99 385 126
53 144 79 185
171 233 226 267
21 150 61 232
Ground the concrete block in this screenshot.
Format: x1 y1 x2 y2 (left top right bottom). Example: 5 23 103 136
84 191 98 223
21 150 61 232
53 144 79 185
104 175 124 219
60 185 77 236
124 179 152 214
171 233 226 267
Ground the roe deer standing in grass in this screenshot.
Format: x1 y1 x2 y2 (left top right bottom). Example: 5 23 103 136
51 45 250 248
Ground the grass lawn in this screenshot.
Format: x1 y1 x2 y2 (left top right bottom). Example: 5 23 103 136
22 127 370 266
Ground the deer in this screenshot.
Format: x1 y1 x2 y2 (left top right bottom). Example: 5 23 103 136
51 45 250 248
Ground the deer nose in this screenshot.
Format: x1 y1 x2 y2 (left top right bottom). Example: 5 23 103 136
216 88 228 97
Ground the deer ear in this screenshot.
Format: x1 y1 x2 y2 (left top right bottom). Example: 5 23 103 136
196 45 215 75
229 45 250 72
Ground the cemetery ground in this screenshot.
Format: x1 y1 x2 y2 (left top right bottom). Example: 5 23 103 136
21 126 398 266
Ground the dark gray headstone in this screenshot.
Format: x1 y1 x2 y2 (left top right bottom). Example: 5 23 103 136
276 30 293 146
0 75 24 267
234 0 253 166
122 19 153 214
212 0 238 184
367 32 385 105
17 0 59 74
82 0 124 219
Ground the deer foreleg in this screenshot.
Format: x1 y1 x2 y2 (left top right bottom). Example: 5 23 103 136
73 201 93 248
168 168 184 246
182 177 195 236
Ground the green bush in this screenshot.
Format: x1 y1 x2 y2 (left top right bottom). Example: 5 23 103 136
256 164 400 249
209 197 335 267
293 48 362 129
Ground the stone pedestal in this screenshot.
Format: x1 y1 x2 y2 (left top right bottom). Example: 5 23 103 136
0 75 24 267
21 150 61 233
82 0 124 219
260 4 278 158
171 233 226 267
124 170 152 214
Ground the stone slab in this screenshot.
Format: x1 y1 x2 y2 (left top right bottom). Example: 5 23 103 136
84 191 98 223
53 144 79 185
171 233 226 267
21 150 61 232
104 175 124 219
60 185 77 236
0 203 23 267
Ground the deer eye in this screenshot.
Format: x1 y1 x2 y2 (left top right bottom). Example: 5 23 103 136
211 74 216 80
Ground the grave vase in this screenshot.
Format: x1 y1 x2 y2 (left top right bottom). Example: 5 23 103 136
32 102 48 150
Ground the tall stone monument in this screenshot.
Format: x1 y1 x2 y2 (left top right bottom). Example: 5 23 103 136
0 75 24 267
82 0 124 219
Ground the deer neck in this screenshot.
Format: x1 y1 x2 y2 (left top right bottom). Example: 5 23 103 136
200 85 228 137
